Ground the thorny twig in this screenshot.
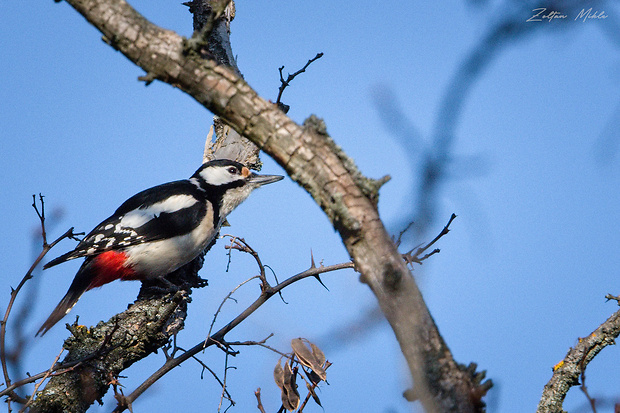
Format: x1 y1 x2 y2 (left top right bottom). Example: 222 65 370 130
0 195 82 405
112 239 353 412
204 274 261 347
217 350 236 412
275 52 323 113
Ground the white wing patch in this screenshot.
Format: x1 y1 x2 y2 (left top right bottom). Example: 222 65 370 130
125 203 219 278
119 194 198 228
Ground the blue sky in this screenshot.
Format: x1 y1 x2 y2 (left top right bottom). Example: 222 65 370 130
2 1 620 412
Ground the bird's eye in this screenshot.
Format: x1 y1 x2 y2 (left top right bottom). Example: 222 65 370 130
227 166 238 174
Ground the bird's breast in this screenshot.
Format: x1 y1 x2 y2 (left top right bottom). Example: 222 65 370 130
124 207 221 278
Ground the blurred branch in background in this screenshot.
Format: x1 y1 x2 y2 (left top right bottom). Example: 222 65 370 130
373 0 598 241
3 202 64 399
0 195 80 408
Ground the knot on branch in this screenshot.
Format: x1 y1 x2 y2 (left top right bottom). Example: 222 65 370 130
381 261 402 291
302 114 328 136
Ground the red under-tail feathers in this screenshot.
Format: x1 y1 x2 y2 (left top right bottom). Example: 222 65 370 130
37 251 137 336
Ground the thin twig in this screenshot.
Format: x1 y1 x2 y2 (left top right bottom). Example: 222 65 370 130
113 260 354 412
217 350 235 412
205 275 261 347
298 361 332 412
401 213 456 266
20 347 65 412
254 388 267 413
224 335 293 360
275 52 323 112
580 354 597 413
224 236 268 288
0 195 81 405
394 221 415 248
413 213 456 256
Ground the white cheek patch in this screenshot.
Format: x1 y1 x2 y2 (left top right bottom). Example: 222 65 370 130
119 194 198 228
199 167 238 186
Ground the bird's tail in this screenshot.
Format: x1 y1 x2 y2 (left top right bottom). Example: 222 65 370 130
36 263 94 336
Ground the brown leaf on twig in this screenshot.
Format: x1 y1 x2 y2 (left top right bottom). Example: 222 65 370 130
274 360 285 389
291 338 327 381
274 359 300 411
282 362 300 411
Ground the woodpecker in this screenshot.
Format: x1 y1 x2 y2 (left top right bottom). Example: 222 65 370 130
37 159 283 336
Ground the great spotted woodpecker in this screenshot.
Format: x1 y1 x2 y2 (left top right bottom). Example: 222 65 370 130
37 159 283 336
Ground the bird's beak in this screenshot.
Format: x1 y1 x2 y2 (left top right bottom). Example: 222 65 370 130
248 173 284 186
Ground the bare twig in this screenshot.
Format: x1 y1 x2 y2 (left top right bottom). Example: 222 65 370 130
0 195 81 405
113 260 354 412
217 351 235 412
224 236 268 288
254 388 267 413
401 213 456 266
222 335 293 362
605 294 620 304
394 221 415 248
275 53 323 112
205 275 261 346
20 347 65 412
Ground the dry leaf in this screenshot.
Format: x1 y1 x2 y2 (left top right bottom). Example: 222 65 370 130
274 360 285 389
306 382 322 407
282 362 300 411
291 338 327 381
310 342 326 367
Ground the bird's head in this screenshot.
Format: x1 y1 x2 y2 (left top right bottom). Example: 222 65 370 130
191 159 284 216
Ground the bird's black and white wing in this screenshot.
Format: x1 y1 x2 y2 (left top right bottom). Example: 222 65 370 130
44 180 208 269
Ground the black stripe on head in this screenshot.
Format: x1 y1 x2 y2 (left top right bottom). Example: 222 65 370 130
191 159 250 192
193 159 246 177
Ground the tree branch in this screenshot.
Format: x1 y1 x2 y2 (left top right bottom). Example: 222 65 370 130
275 52 323 113
111 259 354 412
38 0 491 410
537 304 620 412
